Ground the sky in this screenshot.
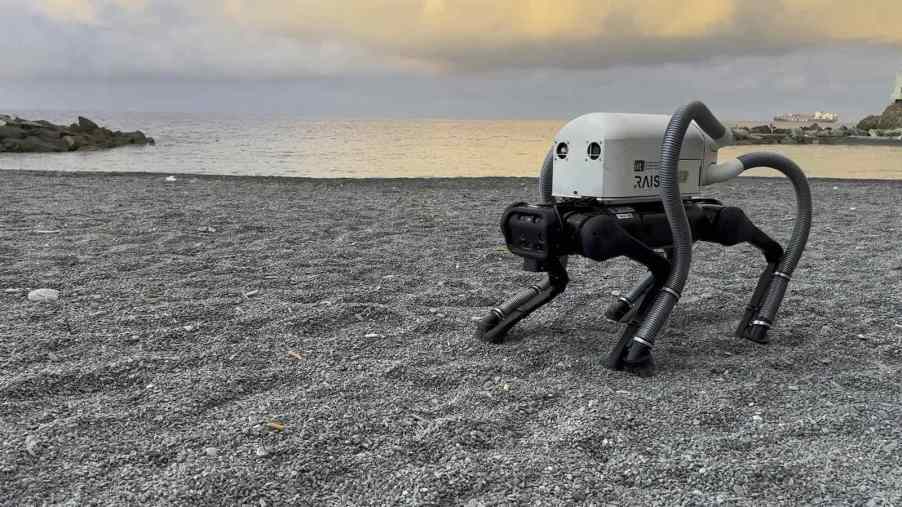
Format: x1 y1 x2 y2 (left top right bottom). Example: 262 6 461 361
1 0 901 119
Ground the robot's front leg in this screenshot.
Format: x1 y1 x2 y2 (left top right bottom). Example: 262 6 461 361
605 272 655 323
475 256 569 343
605 248 673 322
606 281 665 376
578 216 672 376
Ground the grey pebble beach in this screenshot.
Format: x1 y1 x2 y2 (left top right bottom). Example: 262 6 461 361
1 170 900 504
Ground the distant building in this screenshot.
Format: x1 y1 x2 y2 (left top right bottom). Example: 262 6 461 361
893 72 902 103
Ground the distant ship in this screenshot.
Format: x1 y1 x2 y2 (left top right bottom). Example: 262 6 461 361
773 111 839 123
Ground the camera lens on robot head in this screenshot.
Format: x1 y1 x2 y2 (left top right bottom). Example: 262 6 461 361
587 142 601 160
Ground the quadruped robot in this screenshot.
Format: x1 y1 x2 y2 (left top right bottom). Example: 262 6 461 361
475 101 812 376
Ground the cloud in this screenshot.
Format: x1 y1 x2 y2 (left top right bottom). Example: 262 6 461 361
34 0 145 24
222 0 902 70
221 0 902 70
0 0 416 80
2 0 901 81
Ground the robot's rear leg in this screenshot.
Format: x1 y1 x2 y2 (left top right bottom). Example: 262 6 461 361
475 257 569 343
698 206 784 344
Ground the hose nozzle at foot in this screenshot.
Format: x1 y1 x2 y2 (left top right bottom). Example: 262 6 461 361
745 319 772 344
624 339 656 377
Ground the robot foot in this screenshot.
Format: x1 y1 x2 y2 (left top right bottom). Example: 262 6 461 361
474 312 510 344
622 342 656 377
739 323 770 344
606 331 656 377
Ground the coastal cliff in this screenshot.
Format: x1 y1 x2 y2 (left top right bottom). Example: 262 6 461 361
857 102 902 131
0 115 155 153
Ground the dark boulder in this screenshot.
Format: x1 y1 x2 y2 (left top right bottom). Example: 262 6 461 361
0 125 27 140
731 127 750 141
3 136 67 153
78 116 100 131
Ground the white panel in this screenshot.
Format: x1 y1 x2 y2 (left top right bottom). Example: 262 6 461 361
551 113 716 201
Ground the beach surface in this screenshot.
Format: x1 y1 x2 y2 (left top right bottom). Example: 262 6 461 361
1 170 901 504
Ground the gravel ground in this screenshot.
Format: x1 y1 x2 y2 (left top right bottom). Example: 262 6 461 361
1 170 901 505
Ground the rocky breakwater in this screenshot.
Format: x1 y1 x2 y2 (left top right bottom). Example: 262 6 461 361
0 115 155 153
732 121 902 146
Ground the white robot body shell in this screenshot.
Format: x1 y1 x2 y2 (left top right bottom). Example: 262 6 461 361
551 113 720 202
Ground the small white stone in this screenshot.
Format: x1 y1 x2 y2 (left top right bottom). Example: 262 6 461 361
254 445 269 457
27 288 59 303
364 333 383 339
24 435 39 457
204 447 219 457
165 176 177 182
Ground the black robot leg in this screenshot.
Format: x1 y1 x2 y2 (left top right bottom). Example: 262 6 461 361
602 241 672 375
607 284 663 376
605 272 655 323
474 256 569 344
605 248 674 322
697 206 784 344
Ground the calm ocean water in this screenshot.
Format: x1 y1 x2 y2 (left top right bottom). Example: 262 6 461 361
2 111 901 179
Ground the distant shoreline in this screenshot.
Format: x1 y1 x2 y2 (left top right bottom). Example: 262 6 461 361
1 115 899 179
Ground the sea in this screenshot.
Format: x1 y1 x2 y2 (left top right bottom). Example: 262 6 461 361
2 111 901 180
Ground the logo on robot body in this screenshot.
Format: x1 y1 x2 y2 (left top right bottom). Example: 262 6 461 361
634 173 660 189
633 160 689 189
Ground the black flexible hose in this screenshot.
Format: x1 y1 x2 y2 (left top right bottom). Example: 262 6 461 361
537 148 555 204
535 147 569 270
737 152 812 330
631 101 729 351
